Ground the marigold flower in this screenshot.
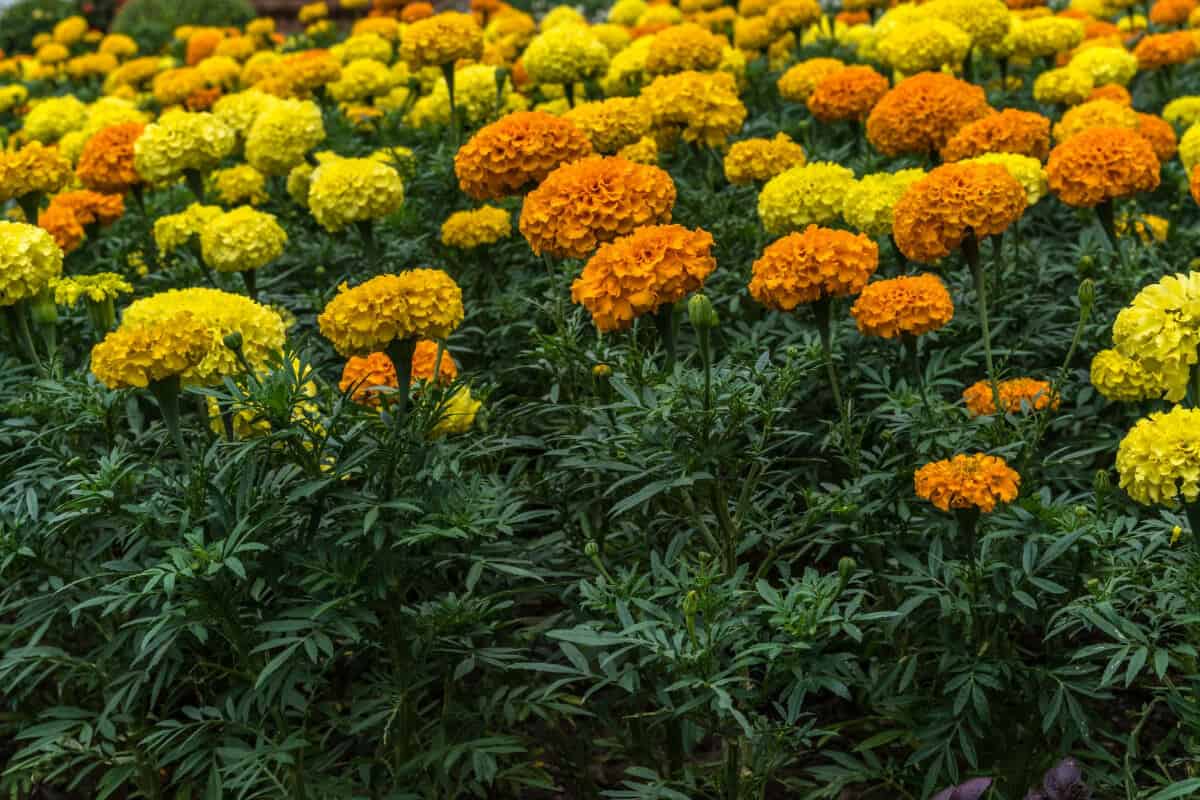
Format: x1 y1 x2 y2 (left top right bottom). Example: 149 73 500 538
1091 348 1187 402
571 224 716 331
1110 272 1200 402
245 99 326 176
563 97 652 154
641 70 747 148
915 453 1020 513
965 153 1047 206
211 164 269 206
200 207 287 273
806 65 888 122
618 136 659 165
51 272 133 307
1134 31 1197 69
1117 407 1200 506
923 0 1012 48
307 158 404 232
0 142 72 203
1006 16 1083 59
318 270 465 356
454 111 594 200
1033 66 1093 105
610 0 647 25
749 225 878 310
441 206 513 249
133 110 236 185
850 273 953 338
1136 113 1178 162
340 341 458 406
22 96 87 144
0 85 28 114
402 12 485 68
91 312 212 389
1150 0 1196 25
407 64 523 128
941 109 1050 162
1045 127 1160 207
724 133 807 185
867 72 992 158
39 190 123 253
430 388 482 438
963 377 1058 416
645 23 726 75
99 33 138 59
154 204 223 255
892 162 1027 263
777 58 844 102
1116 213 1169 244
842 169 925 237
38 203 85 255
1053 99 1139 143
877 18 972 74
519 156 676 258
1164 96 1200 129
328 58 394 103
0 222 63 305
73 122 143 194
757 162 857 236
152 67 208 106
1069 46 1138 86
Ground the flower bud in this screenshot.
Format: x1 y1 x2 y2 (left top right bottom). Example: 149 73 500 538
29 288 57 326
592 363 611 378
687 293 719 330
1171 525 1183 545
837 556 856 587
584 540 599 558
223 330 244 352
682 590 700 617
1077 278 1095 311
1076 254 1094 276
1093 469 1111 496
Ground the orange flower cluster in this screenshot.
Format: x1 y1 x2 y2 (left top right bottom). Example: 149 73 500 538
1191 165 1200 206
892 163 1027 263
1133 31 1197 70
454 111 594 200
571 225 716 332
777 57 844 102
941 109 1051 162
806 66 889 122
519 156 676 259
962 377 1059 416
850 274 954 339
1148 0 1195 26
914 453 1020 513
339 341 458 406
1137 113 1178 162
1045 127 1160 207
1088 84 1131 106
748 225 878 311
1052 99 1138 143
867 72 992 158
38 190 125 254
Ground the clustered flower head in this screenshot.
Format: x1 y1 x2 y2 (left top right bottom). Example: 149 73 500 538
400 12 484 68
941 109 1051 162
966 152 1048 206
90 312 212 389
1069 46 1138 87
200 207 287 273
723 133 806 185
441 206 512 249
22 96 86 143
563 97 652 154
758 162 857 236
318 270 465 356
519 156 676 258
133 110 236 185
892 162 1027 263
877 18 972 75
455 111 594 200
644 23 726 75
1052 99 1139 143
641 71 747 148
75 122 145 194
0 222 63 305
0 142 72 203
867 72 993 158
1045 127 1160 208
1033 67 1094 105
915 453 1020 513
1117 407 1200 506
1108 272 1200 403
777 58 844 103
50 272 133 308
571 224 716 331
154 203 222 255
749 225 878 310
1091 348 1188 402
211 164 269 206
1164 96 1200 129
963 377 1058 416
1133 31 1197 70
842 169 926 237
850 274 954 338
523 24 610 85
308 158 404 232
245 99 326 176
38 190 124 254
807 66 889 122
1006 17 1083 60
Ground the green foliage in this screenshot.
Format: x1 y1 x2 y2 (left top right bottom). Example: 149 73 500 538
111 0 255 53
0 0 80 54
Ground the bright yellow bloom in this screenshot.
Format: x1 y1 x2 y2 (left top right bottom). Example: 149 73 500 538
308 158 404 232
0 222 63 306
133 110 236 185
757 162 855 235
440 206 512 249
244 99 326 176
841 169 925 237
318 270 465 356
200 207 287 273
91 312 212 389
1117 407 1200 506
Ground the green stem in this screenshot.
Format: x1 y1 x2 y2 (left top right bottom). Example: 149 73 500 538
16 192 41 223
813 296 853 467
699 325 713 413
656 304 676 373
563 81 576 108
1096 198 1126 271
442 62 460 149
964 230 1001 415
148 375 188 466
385 337 417 425
241 269 258 301
4 303 39 367
1185 504 1200 554
903 333 926 406
357 220 379 266
184 169 205 203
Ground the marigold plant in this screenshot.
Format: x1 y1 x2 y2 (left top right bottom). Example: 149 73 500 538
963 377 1059 416
915 453 1020 513
806 66 889 122
1045 127 1160 208
440 206 512 249
318 270 465 357
757 162 856 236
749 225 878 310
308 158 404 232
850 274 954 338
1117 407 1200 506
941 110 1051 163
866 72 992 158
90 313 212 390
455 111 594 200
723 134 806 185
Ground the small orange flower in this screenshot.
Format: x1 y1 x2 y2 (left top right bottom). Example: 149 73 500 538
892 163 1027 263
340 340 458 406
1087 83 1131 105
914 453 1021 513
962 377 1059 416
186 29 224 66
38 203 85 254
806 65 889 122
941 109 1051 163
1136 113 1178 162
1133 31 1197 69
38 189 125 254
866 72 993 158
749 225 878 311
850 274 954 339
76 122 145 194
454 111 594 200
1045 126 1160 207
1190 165 1200 206
1148 0 1195 26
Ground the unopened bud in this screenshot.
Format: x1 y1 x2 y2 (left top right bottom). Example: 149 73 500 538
687 293 719 330
837 556 856 587
683 590 700 617
223 331 244 352
1078 278 1095 311
592 363 612 378
29 289 57 326
584 540 599 558
1093 469 1111 496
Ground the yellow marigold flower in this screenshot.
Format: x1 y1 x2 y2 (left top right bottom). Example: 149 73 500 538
200 207 287 273
90 312 211 389
610 0 647 25
571 224 716 331
318 270 464 356
915 453 1020 513
36 43 70 65
22 95 87 143
519 155 676 258
212 90 279 139
154 203 223 255
278 49 343 94
307 158 404 232
104 56 162 92
1117 213 1169 244
524 24 611 86
749 225 878 310
298 1 329 23
637 4 684 27
877 18 972 74
842 169 925 237
337 33 393 64
766 0 821 36
645 23 726 75
941 109 1051 162
244 99 325 176
963 377 1058 416
454 111 594 200
592 23 632 54
757 162 855 236
850 273 952 338
563 97 652 154
151 67 207 106
51 14 88 45
441 206 512 249
401 12 484 68
1006 17 1083 59
866 72 992 158
408 64 521 128
121 287 287 385
67 53 118 81
1069 46 1138 87
1046 127 1160 208
777 58 844 103
1053 98 1139 143
1164 97 1200 129
196 55 241 89
133 110 235 185
0 85 28 113
214 36 257 62
922 0 1012 48
1179 124 1200 173
430 388 482 438
1111 273 1200 402
99 33 138 59
328 58 394 103
1033 66 1094 105
966 153 1048 206
210 164 269 206
50 272 133 307
351 17 400 40
80 96 149 138
1117 407 1200 506
600 35 654 95
734 16 775 51
0 142 72 203
892 162 1027 263
1090 348 1187 402
641 70 747 148
724 133 807 186
0 222 63 305
617 135 658 164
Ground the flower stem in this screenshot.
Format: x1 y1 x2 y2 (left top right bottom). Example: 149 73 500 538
814 296 854 468
148 375 188 466
442 63 460 149
1096 198 1126 271
5 303 40 368
385 337 417 425
241 269 258 301
184 169 205 203
655 305 676 373
964 229 1001 415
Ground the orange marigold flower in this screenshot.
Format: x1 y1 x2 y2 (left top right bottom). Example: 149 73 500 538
186 86 222 111
186 29 225 66
340 340 457 406
1149 0 1196 26
76 122 145 194
519 156 676 258
1045 126 1160 207
52 189 124 226
454 111 594 200
38 203 85 254
748 225 878 311
914 453 1020 513
1190 165 1200 206
806 65 889 122
402 2 435 22
570 224 716 332
1133 31 1197 69
866 72 992 158
1136 113 1178 162
892 163 1027 263
962 377 1059 416
837 10 870 25
777 57 844 103
850 274 954 339
1087 83 1131 105
1052 98 1138 143
941 109 1051 162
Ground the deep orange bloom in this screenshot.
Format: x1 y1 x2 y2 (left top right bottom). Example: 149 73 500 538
1087 83 1131 105
963 377 1059 416
340 340 458 406
941 109 1051 162
1045 127 1160 207
402 2 435 22
186 29 224 66
915 453 1020 513
1149 0 1196 26
866 72 992 158
1133 31 1197 69
1136 113 1178 162
748 225 878 310
76 122 145 194
806 66 889 122
37 190 124 254
38 203 85 254
892 163 1027 263
455 111 594 200
850 274 954 339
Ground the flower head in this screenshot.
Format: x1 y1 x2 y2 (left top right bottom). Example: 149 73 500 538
777 58 844 103
749 225 878 311
757 162 856 235
133 110 235 185
645 23 726 75
200 207 287 273
1133 31 1197 70
1090 348 1187 402
941 109 1050 162
245 99 326 176
807 66 889 122
91 312 212 389
1033 66 1093 105
965 152 1048 206
75 122 145 194
1045 127 1160 207
340 340 458 406
318 270 465 356
0 142 72 203
51 273 133 307
154 204 222 255
441 206 512 249
1110 272 1200 402
641 70 747 148
877 18 972 74
22 96 86 143
308 158 404 232
430 388 482 438
1117 407 1200 506
842 169 926 237
963 377 1058 416
1053 98 1139 143
851 274 953 338
1136 113 1177 163
724 133 806 185
211 164 269 206
915 453 1020 513
454 111 594 200
400 12 484 68
1069 46 1138 87
867 72 992 158
0 222 63 305
563 97 652 155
